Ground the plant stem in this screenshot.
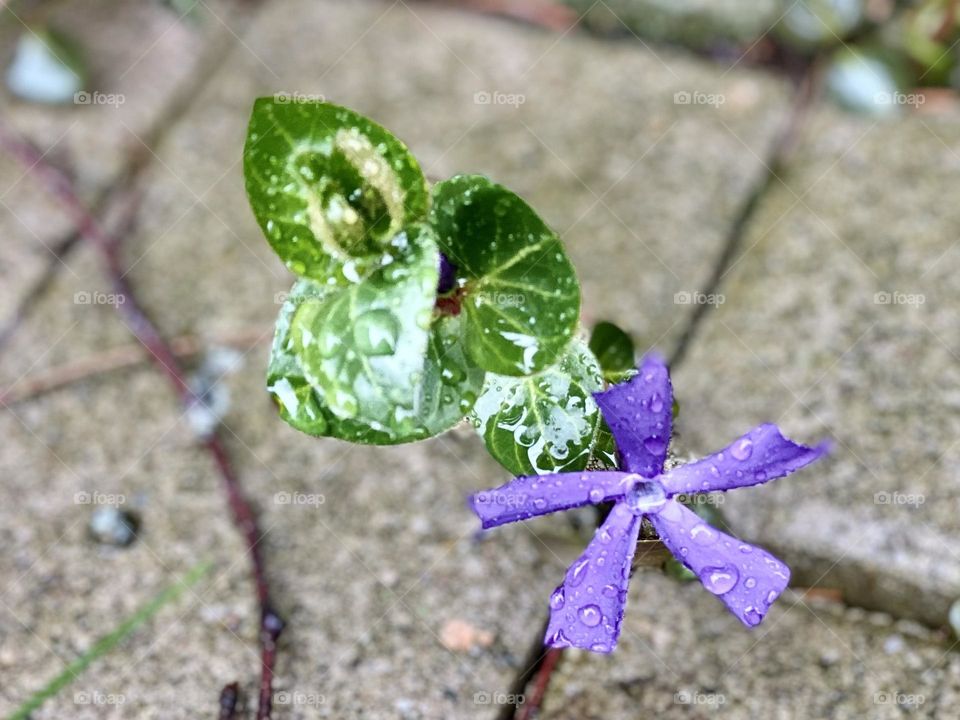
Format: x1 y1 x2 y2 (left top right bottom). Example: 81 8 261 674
515 647 562 720
0 123 283 719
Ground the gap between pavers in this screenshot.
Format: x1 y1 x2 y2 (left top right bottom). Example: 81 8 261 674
0 0 247 349
672 103 960 628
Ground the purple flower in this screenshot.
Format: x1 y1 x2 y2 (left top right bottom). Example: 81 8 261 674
469 354 828 653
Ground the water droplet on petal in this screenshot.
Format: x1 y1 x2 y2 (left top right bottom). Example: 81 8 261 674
690 523 718 545
578 604 602 627
743 606 762 626
588 487 605 503
568 558 590 587
643 436 667 456
649 392 664 413
623 477 666 515
550 586 565 610
731 438 754 461
744 577 757 589
701 565 739 595
766 590 779 605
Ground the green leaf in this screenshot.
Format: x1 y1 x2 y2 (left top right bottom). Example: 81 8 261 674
470 339 605 476
418 314 487 435
429 174 580 377
588 321 635 380
267 278 335 437
588 418 619 470
244 98 429 283
267 226 485 444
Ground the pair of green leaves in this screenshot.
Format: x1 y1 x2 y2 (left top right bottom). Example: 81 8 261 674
245 98 633 474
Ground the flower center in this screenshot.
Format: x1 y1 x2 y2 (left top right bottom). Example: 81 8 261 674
623 476 666 515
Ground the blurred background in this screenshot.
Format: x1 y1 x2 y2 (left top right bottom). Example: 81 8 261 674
1 0 959 717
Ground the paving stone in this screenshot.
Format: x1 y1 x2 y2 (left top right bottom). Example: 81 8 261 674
562 0 782 50
540 571 959 719
0 352 577 718
671 105 960 627
0 0 236 343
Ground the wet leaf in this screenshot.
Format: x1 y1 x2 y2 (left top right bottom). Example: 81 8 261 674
588 321 635 380
243 98 429 283
429 175 580 377
267 278 334 437
268 226 484 444
470 339 605 475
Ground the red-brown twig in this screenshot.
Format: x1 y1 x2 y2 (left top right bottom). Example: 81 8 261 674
515 647 562 720
0 122 282 720
433 0 577 32
0 326 271 406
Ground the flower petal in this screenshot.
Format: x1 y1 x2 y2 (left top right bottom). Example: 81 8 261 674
543 502 641 653
660 424 828 496
593 354 673 477
469 471 632 529
648 499 790 627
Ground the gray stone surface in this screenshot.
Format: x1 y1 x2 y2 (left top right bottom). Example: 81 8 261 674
541 571 960 719
672 106 960 627
0 0 794 716
562 0 782 50
0 358 569 719
0 0 234 344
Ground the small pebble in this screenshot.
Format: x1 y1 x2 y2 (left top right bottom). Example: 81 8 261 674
883 634 905 655
88 507 139 547
439 618 494 653
819 648 842 667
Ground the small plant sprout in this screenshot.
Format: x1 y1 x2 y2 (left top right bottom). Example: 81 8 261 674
243 99 828 657
470 355 828 653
